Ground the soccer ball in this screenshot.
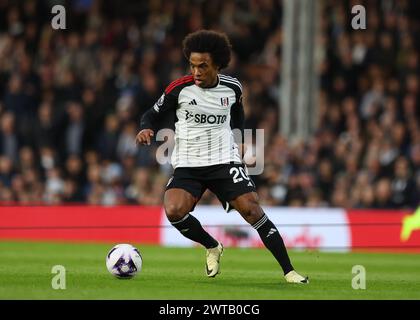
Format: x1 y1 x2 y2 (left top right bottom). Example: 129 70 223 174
106 244 143 279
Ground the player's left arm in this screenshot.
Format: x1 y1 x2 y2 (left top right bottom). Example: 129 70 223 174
230 94 246 158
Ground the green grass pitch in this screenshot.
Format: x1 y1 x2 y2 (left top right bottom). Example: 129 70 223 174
0 241 419 300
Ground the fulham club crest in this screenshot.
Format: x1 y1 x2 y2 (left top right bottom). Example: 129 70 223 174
220 97 229 107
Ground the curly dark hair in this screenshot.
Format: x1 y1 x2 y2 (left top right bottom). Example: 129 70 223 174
182 30 232 70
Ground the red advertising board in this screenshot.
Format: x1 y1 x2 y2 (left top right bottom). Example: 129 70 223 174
1 206 420 252
0 206 162 244
347 209 420 252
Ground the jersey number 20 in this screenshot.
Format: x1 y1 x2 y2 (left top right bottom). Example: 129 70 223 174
229 167 250 183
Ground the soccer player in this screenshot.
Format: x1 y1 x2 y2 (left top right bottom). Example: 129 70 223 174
136 30 308 284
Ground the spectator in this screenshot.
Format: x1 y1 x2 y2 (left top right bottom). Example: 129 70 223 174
97 114 119 161
63 101 86 157
0 156 13 188
30 101 58 149
373 178 395 209
391 156 417 208
0 112 19 163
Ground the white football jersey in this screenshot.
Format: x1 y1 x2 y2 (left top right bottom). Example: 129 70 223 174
143 74 243 168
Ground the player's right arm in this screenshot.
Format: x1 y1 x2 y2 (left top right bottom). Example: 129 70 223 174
135 90 177 146
135 128 155 146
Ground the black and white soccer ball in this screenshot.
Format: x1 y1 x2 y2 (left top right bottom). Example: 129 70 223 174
106 244 142 279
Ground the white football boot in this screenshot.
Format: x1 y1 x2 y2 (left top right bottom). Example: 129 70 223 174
284 270 309 284
205 242 224 277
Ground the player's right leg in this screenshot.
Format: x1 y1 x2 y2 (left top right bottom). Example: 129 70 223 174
164 188 223 277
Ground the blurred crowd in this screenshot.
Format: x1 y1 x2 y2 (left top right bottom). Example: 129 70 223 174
0 0 419 209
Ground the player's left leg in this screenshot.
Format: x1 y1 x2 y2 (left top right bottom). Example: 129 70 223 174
230 192 308 284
